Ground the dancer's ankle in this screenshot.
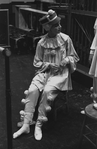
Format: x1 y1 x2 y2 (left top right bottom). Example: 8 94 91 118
13 124 30 139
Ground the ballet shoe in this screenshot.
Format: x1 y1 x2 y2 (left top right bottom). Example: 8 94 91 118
34 125 42 140
13 124 30 139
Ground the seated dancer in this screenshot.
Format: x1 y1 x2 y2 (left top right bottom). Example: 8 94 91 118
13 9 79 140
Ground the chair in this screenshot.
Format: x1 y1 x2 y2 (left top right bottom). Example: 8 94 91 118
33 90 69 122
78 103 97 149
33 35 44 54
52 91 69 121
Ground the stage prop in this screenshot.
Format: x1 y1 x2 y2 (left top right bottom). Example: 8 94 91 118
0 9 12 149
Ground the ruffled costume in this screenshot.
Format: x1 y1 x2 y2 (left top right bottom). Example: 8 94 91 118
13 32 79 140
21 32 79 123
33 32 79 91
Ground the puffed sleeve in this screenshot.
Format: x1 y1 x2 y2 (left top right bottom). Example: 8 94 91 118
61 36 79 73
33 42 44 68
66 37 79 72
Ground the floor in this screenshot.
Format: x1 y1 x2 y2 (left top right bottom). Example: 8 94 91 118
0 53 95 149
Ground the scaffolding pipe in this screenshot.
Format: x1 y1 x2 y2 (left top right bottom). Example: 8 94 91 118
0 47 12 149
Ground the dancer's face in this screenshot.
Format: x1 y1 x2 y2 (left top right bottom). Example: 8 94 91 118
48 22 62 37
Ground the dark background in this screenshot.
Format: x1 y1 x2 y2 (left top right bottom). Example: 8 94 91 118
0 9 9 47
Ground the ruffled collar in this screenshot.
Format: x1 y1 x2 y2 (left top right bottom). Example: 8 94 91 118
40 33 65 49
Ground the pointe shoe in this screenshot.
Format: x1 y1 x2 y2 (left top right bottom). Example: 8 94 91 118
34 126 42 140
13 124 30 139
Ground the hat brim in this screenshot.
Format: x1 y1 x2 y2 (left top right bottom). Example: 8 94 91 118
49 16 61 26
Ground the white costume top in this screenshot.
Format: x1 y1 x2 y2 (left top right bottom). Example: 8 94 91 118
33 32 79 91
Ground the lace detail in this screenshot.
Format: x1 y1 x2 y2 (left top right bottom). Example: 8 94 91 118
40 33 65 49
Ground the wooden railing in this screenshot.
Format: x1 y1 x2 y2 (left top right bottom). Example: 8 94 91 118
49 1 97 76
15 6 47 36
71 0 97 12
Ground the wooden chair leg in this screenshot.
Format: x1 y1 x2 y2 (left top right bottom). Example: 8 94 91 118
78 115 87 149
53 91 69 121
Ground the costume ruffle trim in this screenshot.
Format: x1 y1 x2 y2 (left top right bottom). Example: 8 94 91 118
40 33 65 49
